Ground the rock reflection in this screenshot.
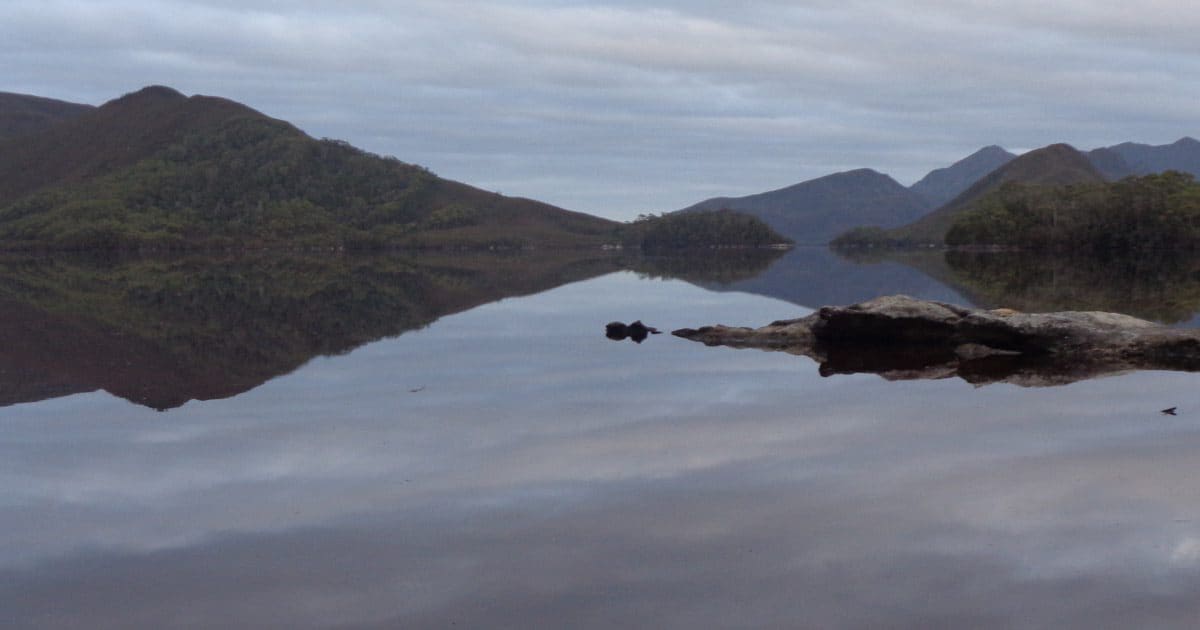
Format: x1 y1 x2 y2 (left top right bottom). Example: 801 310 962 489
604 320 662 343
813 342 1140 387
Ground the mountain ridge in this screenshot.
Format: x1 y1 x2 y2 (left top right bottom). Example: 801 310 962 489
679 137 1200 249
0 91 94 142
676 168 933 244
879 143 1107 244
1092 137 1200 179
0 85 281 206
909 145 1016 206
0 85 626 250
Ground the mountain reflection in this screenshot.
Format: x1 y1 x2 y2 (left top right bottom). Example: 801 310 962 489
0 252 621 410
11 244 1196 409
828 247 1200 325
689 246 971 310
938 250 1200 324
0 248 787 410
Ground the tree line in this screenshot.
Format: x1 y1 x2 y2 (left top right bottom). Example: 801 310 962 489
945 171 1200 251
621 209 792 250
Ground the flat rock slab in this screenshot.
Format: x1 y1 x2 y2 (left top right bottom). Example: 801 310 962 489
673 295 1200 386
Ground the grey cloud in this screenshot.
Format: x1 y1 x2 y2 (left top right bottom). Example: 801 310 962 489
3 1 1200 217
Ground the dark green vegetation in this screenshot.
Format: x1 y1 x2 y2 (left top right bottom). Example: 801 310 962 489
0 86 621 251
676 169 932 245
834 144 1107 247
623 209 791 250
944 171 1200 251
0 91 93 141
833 139 1200 249
675 138 1200 250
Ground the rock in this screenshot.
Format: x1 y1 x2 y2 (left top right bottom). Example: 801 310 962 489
606 320 662 343
672 295 1200 387
605 321 629 340
954 343 1021 360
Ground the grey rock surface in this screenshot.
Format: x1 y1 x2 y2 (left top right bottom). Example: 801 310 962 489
673 295 1200 386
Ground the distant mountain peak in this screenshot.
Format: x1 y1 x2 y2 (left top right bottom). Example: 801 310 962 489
675 167 931 244
886 142 1103 244
969 145 1010 157
1038 142 1080 154
977 143 1100 185
840 167 885 176
1089 137 1200 179
815 168 893 184
108 85 187 106
909 144 1016 207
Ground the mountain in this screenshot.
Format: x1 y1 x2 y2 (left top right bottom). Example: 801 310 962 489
0 85 268 205
909 145 1016 206
880 143 1106 245
0 86 620 250
677 168 932 245
1088 137 1200 179
1084 147 1133 180
0 91 93 141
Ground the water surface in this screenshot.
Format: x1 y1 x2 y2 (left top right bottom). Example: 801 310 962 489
4 252 1200 628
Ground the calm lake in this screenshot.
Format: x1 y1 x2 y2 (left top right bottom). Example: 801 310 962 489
4 247 1200 628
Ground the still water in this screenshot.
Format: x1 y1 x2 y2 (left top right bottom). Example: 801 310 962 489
4 249 1200 628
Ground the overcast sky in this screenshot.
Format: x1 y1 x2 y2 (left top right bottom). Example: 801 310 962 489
4 1 1200 220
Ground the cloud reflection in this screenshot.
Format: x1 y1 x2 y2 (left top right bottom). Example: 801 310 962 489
4 274 1200 627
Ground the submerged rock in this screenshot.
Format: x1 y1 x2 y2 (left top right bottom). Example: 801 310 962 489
672 295 1200 386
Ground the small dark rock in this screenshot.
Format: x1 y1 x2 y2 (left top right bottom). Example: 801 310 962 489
605 321 628 340
606 320 662 343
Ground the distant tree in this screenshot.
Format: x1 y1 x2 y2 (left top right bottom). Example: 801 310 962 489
944 172 1200 252
621 209 791 250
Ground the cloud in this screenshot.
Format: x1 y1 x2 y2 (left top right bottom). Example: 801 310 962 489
3 1 1200 218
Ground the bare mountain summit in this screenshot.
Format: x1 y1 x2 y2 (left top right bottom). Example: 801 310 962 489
677 168 932 245
1087 137 1200 180
909 145 1016 206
